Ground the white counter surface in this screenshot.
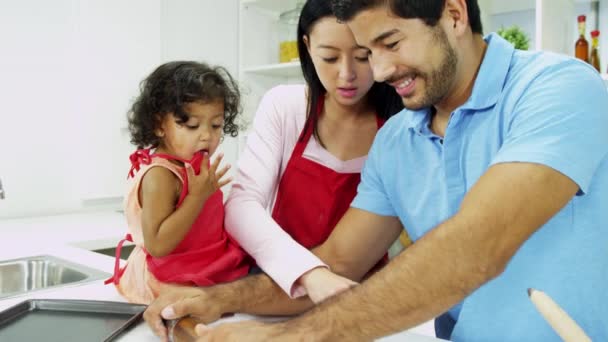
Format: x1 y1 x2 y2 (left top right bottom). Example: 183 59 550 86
0 211 443 341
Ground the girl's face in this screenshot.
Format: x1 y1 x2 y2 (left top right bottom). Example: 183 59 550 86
156 100 224 161
305 17 375 107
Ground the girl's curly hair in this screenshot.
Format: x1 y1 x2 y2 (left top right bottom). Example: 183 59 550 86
127 61 242 149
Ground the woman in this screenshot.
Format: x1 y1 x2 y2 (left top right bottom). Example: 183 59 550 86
224 0 404 303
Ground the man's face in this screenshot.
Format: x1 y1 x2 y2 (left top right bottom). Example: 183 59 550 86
347 6 458 110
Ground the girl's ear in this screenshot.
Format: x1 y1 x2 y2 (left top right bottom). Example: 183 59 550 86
155 114 166 137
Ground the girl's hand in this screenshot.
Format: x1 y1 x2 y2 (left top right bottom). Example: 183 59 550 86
186 152 232 200
299 267 358 304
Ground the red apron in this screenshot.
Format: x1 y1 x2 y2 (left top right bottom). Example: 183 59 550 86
106 150 250 287
272 110 385 251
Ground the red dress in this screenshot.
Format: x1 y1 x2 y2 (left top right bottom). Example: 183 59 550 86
106 150 250 304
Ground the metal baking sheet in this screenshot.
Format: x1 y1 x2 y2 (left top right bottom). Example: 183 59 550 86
0 299 146 342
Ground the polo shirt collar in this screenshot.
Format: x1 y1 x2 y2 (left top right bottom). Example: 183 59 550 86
404 33 515 133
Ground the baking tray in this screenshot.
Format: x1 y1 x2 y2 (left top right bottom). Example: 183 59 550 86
0 299 146 342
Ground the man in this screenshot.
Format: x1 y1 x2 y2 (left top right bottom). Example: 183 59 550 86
144 0 608 340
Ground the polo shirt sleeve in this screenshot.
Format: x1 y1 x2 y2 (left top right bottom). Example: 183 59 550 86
351 125 397 216
491 61 608 194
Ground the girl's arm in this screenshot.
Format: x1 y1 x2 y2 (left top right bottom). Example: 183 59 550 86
140 166 197 257
141 154 230 257
225 86 328 297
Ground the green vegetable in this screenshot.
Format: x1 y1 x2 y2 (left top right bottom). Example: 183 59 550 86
497 26 530 50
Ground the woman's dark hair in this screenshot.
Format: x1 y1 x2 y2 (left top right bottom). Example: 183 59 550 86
127 61 241 149
297 0 404 143
331 0 483 34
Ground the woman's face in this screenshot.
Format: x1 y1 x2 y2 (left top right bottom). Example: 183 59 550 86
305 17 375 106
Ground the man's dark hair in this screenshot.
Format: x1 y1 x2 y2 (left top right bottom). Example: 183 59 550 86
331 0 483 34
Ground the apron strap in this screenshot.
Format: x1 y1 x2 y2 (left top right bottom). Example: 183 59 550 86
376 115 386 128
153 152 204 207
104 233 134 285
107 151 208 286
127 150 206 207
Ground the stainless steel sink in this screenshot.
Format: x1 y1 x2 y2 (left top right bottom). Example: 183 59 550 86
0 255 110 299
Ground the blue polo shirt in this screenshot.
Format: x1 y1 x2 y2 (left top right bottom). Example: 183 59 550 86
352 33 608 341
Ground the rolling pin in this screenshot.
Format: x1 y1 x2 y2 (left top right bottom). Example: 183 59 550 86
167 317 199 342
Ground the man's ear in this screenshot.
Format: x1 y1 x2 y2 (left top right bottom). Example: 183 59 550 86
444 0 469 36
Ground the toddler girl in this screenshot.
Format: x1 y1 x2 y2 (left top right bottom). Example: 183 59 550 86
106 61 250 304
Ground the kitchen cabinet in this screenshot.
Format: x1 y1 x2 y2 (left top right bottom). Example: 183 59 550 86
478 0 607 72
238 0 304 123
237 0 607 121
479 0 575 54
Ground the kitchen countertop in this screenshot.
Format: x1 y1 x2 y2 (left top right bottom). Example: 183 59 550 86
0 210 128 251
0 211 444 341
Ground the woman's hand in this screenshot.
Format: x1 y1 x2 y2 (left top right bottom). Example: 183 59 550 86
299 267 358 304
186 152 231 200
143 284 225 341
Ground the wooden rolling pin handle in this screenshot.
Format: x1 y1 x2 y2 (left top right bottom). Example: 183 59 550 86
168 316 199 342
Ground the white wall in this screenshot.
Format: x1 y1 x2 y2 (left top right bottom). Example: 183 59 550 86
0 0 159 218
161 0 238 73
74 0 162 203
160 0 241 195
0 0 239 219
0 0 80 217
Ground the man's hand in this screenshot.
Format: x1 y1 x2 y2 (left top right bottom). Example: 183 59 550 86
143 284 225 341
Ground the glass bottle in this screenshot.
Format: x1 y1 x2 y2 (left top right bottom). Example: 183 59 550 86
278 2 304 63
589 30 601 73
575 15 589 63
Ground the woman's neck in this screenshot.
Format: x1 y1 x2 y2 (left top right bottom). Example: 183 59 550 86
315 93 379 160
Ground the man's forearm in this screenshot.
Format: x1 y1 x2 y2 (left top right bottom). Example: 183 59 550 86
283 216 499 340
215 239 371 317
212 210 402 318
218 273 315 316
282 163 578 340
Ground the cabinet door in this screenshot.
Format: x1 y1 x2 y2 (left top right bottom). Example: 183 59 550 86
536 0 575 54
238 0 304 128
